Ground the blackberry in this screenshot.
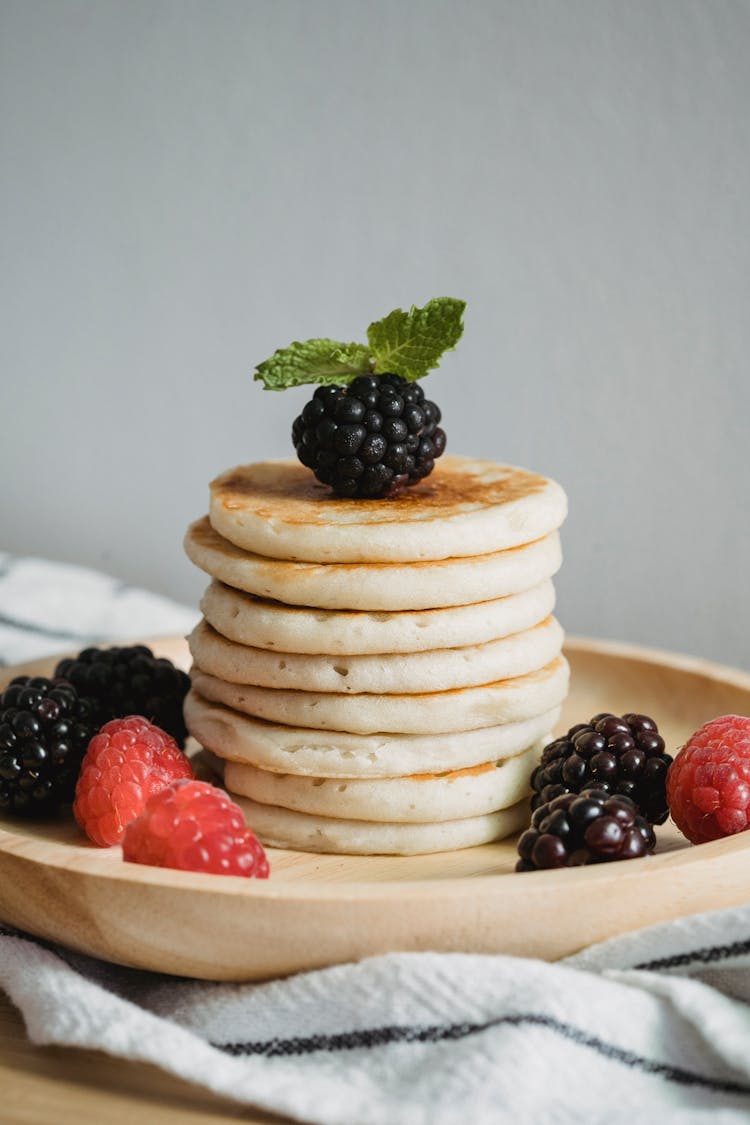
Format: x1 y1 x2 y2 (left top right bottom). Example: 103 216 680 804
531 712 672 825
54 645 191 747
292 372 447 498
0 676 98 815
516 788 656 871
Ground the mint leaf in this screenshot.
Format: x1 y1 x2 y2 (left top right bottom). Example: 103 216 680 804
366 297 465 381
254 339 372 390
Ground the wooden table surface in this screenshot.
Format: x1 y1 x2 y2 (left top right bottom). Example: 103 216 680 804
0 990 293 1125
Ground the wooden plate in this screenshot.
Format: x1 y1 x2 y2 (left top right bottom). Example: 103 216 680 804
1 636 750 981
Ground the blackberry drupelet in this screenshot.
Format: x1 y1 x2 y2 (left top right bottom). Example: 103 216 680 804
292 372 447 498
516 788 656 871
0 676 98 814
54 645 191 747
530 712 673 825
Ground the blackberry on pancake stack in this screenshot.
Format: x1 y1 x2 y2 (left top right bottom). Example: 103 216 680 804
183 298 569 854
184 455 568 854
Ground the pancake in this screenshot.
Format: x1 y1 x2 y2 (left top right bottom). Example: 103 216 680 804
190 655 570 734
187 616 564 694
209 456 567 563
230 793 530 854
184 690 561 776
184 518 562 611
200 578 556 655
222 742 542 823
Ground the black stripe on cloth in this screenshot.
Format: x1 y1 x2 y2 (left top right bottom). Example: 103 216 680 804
635 937 750 972
0 611 100 645
215 1013 750 1095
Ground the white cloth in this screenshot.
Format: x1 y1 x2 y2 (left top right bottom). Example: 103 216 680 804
1 555 750 1124
3 912 750 1124
0 552 198 664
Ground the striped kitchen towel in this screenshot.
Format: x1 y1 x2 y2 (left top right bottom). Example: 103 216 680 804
0 552 198 665
3 907 750 1124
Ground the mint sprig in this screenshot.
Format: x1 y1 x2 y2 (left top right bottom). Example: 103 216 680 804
254 339 371 391
254 297 465 390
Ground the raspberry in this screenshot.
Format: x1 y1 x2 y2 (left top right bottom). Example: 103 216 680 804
54 645 191 747
516 788 656 871
122 779 269 878
667 715 750 844
291 373 446 498
73 716 194 846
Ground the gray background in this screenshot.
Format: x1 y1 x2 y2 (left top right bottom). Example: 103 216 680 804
2 0 749 667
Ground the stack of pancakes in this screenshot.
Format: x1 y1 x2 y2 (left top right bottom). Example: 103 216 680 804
183 455 569 855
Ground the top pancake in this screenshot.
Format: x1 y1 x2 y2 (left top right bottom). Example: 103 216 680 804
209 455 567 563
